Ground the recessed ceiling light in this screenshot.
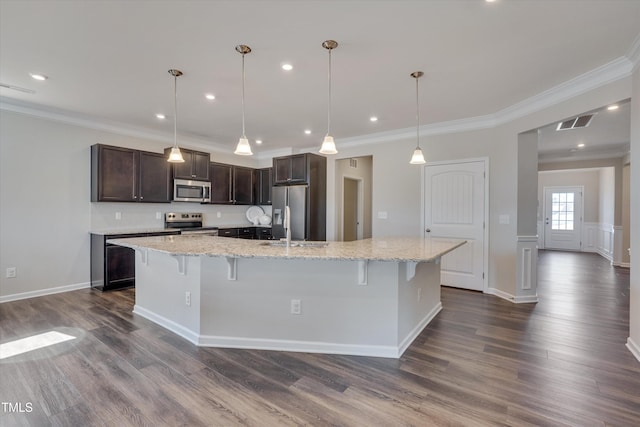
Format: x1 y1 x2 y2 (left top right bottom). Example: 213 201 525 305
370 116 378 122
282 64 293 71
255 139 262 145
156 113 166 120
577 143 585 148
29 73 48 81
486 0 497 3
304 129 312 135
205 93 215 100
607 104 619 111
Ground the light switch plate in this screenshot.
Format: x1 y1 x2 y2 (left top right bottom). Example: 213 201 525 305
377 211 388 219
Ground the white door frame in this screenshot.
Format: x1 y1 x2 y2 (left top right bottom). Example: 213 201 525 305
420 157 490 292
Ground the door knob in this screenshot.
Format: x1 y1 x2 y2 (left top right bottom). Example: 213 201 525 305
426 228 431 233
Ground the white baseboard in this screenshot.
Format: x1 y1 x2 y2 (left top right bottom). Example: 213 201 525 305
614 262 631 268
135 303 442 359
0 282 91 303
486 287 538 304
626 337 640 363
197 334 400 359
397 303 443 357
133 305 200 345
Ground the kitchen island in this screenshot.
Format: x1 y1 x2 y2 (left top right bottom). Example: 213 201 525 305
108 235 465 358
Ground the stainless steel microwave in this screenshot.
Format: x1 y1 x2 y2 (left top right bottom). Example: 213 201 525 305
173 179 211 203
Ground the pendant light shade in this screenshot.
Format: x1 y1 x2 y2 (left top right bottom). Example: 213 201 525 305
410 147 426 164
319 135 337 155
409 71 426 165
234 44 253 156
167 69 185 163
319 40 338 155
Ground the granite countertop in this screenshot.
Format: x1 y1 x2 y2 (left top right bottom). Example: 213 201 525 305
107 235 466 263
90 228 176 236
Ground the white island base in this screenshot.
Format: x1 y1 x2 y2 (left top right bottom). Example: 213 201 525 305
132 251 444 359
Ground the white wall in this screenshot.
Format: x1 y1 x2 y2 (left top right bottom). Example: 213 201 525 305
629 64 640 360
599 167 616 226
622 163 631 265
0 110 259 300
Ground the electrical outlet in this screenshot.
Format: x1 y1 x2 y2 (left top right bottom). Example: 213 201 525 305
417 287 422 301
6 267 16 278
156 212 162 220
115 212 122 220
217 212 222 218
377 211 388 219
185 291 191 306
291 299 301 315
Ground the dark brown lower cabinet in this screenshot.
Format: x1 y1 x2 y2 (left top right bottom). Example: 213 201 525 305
90 231 179 291
218 227 272 240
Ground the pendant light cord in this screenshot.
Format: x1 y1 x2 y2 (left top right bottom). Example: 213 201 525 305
415 76 420 149
327 47 332 136
173 74 178 148
241 52 246 139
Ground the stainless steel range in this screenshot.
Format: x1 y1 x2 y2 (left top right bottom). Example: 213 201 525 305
164 212 219 236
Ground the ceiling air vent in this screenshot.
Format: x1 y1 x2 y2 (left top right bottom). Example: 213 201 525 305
556 114 595 131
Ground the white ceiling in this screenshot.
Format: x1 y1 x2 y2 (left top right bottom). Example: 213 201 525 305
537 100 631 163
1 1 639 158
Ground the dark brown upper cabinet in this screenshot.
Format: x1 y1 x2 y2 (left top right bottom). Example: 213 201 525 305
273 153 322 185
233 166 255 205
165 148 210 181
209 163 255 205
91 144 171 203
257 167 272 205
209 162 233 204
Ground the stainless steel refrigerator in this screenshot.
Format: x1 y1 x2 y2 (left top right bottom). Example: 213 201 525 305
272 185 308 241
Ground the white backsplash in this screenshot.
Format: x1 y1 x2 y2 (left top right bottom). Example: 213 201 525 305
91 202 272 231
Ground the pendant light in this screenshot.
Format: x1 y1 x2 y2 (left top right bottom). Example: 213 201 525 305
409 71 426 165
167 69 185 163
234 44 253 156
319 40 338 155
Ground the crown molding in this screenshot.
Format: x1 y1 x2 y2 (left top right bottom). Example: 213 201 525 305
2 49 636 153
339 55 633 148
0 96 232 154
495 56 633 126
628 32 640 72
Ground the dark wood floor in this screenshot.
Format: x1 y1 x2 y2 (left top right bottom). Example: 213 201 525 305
1 251 638 426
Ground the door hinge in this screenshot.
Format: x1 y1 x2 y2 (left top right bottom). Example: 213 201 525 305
483 221 485 230
482 272 485 279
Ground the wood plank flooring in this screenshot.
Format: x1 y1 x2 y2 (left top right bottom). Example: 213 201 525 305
1 250 638 426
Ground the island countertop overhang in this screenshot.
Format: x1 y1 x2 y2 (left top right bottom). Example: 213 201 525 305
107 235 466 263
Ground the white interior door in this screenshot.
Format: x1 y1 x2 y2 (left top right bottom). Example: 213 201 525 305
543 186 583 251
424 160 486 291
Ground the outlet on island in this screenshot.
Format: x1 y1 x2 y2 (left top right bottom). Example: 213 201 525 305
291 299 301 315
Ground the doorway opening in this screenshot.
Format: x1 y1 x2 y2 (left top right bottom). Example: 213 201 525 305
343 177 362 241
542 186 584 251
335 156 372 241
